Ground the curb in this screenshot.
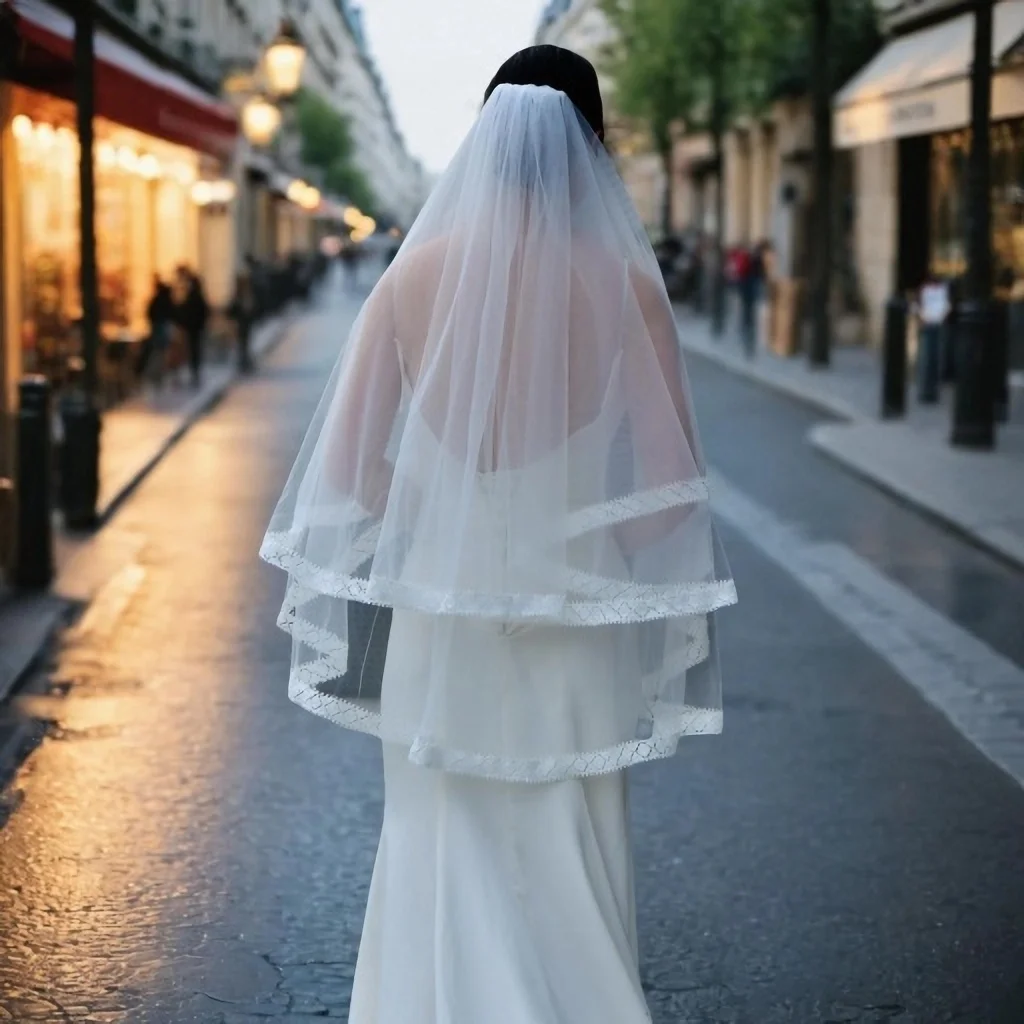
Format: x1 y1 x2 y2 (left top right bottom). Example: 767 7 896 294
677 316 1024 574
0 305 303 708
809 422 1024 574
0 593 72 706
677 329 868 423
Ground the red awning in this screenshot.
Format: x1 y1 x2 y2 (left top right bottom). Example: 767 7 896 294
9 0 237 159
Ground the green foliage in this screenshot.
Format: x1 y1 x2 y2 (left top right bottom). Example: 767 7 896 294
295 88 353 168
600 0 692 155
744 0 881 106
294 88 376 214
601 0 753 145
325 161 376 215
600 0 882 134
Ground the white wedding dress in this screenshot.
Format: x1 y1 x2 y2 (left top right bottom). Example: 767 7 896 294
260 84 735 1024
349 466 652 1022
350 742 647 1024
350 638 651 1024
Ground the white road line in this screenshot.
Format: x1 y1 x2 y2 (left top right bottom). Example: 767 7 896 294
710 470 1024 789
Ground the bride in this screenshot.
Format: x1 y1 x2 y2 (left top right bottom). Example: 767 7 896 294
261 44 737 1024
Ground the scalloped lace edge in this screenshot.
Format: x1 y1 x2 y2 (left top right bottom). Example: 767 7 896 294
286 675 722 783
277 599 712 695
262 533 737 626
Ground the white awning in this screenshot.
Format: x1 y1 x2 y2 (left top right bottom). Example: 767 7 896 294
835 1 1024 148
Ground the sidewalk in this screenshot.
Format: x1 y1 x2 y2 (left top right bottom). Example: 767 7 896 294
676 310 1024 571
0 302 301 707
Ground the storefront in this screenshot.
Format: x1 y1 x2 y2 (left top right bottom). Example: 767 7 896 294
6 87 210 389
834 0 1024 346
0 0 237 420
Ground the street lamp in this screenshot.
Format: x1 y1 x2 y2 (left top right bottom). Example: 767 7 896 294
242 94 283 148
263 19 306 99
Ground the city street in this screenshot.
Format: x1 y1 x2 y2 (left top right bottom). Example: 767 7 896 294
1 279 1023 1023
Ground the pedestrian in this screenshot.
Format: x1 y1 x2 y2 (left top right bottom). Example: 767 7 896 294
137 274 174 388
245 254 266 323
916 271 950 403
260 45 736 1024
228 271 256 373
339 242 359 292
738 242 765 357
174 266 209 388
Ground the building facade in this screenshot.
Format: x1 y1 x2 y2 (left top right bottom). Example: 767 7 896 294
0 0 427 540
105 0 427 228
535 0 667 234
837 0 1024 348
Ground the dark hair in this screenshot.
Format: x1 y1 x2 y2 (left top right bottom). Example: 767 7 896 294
484 45 605 141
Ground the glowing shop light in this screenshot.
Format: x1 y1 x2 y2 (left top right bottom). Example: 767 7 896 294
138 154 163 180
264 19 307 98
97 142 117 169
191 179 237 206
172 163 197 186
116 146 139 173
191 181 214 206
12 115 34 142
242 95 282 148
35 123 56 151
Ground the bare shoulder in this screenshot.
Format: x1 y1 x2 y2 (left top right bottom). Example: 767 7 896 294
627 263 666 312
393 235 452 289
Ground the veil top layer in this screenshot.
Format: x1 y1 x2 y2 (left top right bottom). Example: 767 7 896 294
261 82 736 781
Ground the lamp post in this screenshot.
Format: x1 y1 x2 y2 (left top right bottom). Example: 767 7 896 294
951 0 996 449
263 19 307 99
67 0 101 529
241 94 283 148
235 19 307 150
807 0 832 368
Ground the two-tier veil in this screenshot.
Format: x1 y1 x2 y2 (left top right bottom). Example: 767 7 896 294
261 82 737 783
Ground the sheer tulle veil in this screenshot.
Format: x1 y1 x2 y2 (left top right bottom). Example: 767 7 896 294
260 78 738 782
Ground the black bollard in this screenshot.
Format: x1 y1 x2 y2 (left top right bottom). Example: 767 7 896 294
59 359 101 530
991 297 1010 423
951 299 996 448
881 294 908 419
14 376 54 589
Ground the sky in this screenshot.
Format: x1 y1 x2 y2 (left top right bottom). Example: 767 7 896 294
359 0 548 174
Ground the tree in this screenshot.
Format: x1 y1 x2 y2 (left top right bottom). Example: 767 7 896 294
325 161 376 216
745 0 880 365
601 0 750 336
600 0 695 239
600 0 879 344
294 88 377 216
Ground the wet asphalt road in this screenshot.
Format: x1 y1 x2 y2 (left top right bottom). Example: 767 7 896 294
0 281 1022 1023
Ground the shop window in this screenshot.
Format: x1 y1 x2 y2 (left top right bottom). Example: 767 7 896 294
930 119 1024 294
9 87 202 398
